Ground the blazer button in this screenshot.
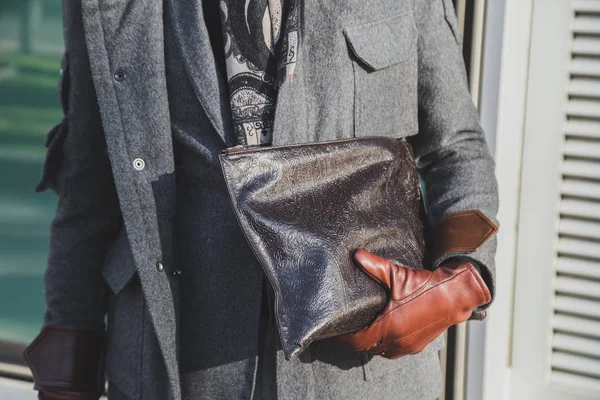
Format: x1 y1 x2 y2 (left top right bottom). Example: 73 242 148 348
156 262 164 272
114 70 126 82
133 158 145 171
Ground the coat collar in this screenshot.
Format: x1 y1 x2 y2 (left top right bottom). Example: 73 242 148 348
166 0 236 147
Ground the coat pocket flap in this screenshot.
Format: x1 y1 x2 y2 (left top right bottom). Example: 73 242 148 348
102 223 138 294
343 11 417 71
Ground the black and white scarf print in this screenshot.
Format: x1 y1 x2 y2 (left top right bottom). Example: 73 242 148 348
219 0 299 146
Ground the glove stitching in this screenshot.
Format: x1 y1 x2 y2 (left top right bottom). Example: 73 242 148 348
395 324 450 357
346 265 477 351
363 273 433 327
395 265 473 308
391 270 432 302
361 316 450 355
372 265 475 326
392 316 451 344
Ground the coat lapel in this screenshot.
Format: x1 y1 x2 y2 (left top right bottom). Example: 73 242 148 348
166 0 236 147
81 1 181 398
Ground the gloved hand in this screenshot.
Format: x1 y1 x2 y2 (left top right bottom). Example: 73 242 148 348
23 326 106 400
336 249 491 359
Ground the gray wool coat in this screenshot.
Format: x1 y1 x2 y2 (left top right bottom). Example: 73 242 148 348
36 0 499 399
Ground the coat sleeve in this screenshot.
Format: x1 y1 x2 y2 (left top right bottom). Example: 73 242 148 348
407 0 499 311
23 3 120 395
37 0 121 332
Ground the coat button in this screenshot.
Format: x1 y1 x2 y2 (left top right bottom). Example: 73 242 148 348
114 70 126 82
133 158 145 170
156 262 164 272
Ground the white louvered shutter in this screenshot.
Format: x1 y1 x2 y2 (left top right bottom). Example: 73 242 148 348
510 1 600 399
552 0 600 393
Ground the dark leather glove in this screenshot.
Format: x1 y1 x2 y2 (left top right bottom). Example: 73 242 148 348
23 326 106 400
336 249 491 359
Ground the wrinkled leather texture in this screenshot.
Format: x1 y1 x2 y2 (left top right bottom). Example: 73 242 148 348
219 137 425 359
23 326 106 393
336 250 491 359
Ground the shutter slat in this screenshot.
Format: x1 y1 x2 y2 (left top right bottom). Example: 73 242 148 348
554 295 600 319
562 159 600 179
558 238 600 260
553 314 600 339
573 17 600 35
552 352 600 379
568 99 600 119
566 120 600 139
551 371 600 393
570 59 600 78
554 276 600 300
559 218 600 240
569 79 600 99
563 140 600 160
557 257 600 280
560 198 600 219
562 179 600 201
573 0 600 13
550 5 600 394
553 333 600 357
573 37 600 57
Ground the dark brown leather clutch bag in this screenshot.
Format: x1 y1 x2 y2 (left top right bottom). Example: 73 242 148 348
219 136 425 359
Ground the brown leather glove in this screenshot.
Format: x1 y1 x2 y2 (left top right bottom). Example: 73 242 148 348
23 326 106 400
427 209 498 322
336 249 491 359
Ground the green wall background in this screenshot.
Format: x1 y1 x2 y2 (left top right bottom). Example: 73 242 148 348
0 0 63 345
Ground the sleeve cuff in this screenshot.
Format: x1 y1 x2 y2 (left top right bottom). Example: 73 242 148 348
23 326 106 394
429 210 498 315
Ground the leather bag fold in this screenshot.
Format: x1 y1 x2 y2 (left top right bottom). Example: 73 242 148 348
219 136 426 359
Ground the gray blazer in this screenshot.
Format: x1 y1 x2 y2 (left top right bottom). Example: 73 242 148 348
36 0 498 399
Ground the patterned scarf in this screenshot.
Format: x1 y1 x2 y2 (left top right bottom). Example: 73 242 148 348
219 0 299 146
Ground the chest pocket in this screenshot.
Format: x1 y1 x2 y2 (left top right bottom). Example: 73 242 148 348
343 10 418 139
